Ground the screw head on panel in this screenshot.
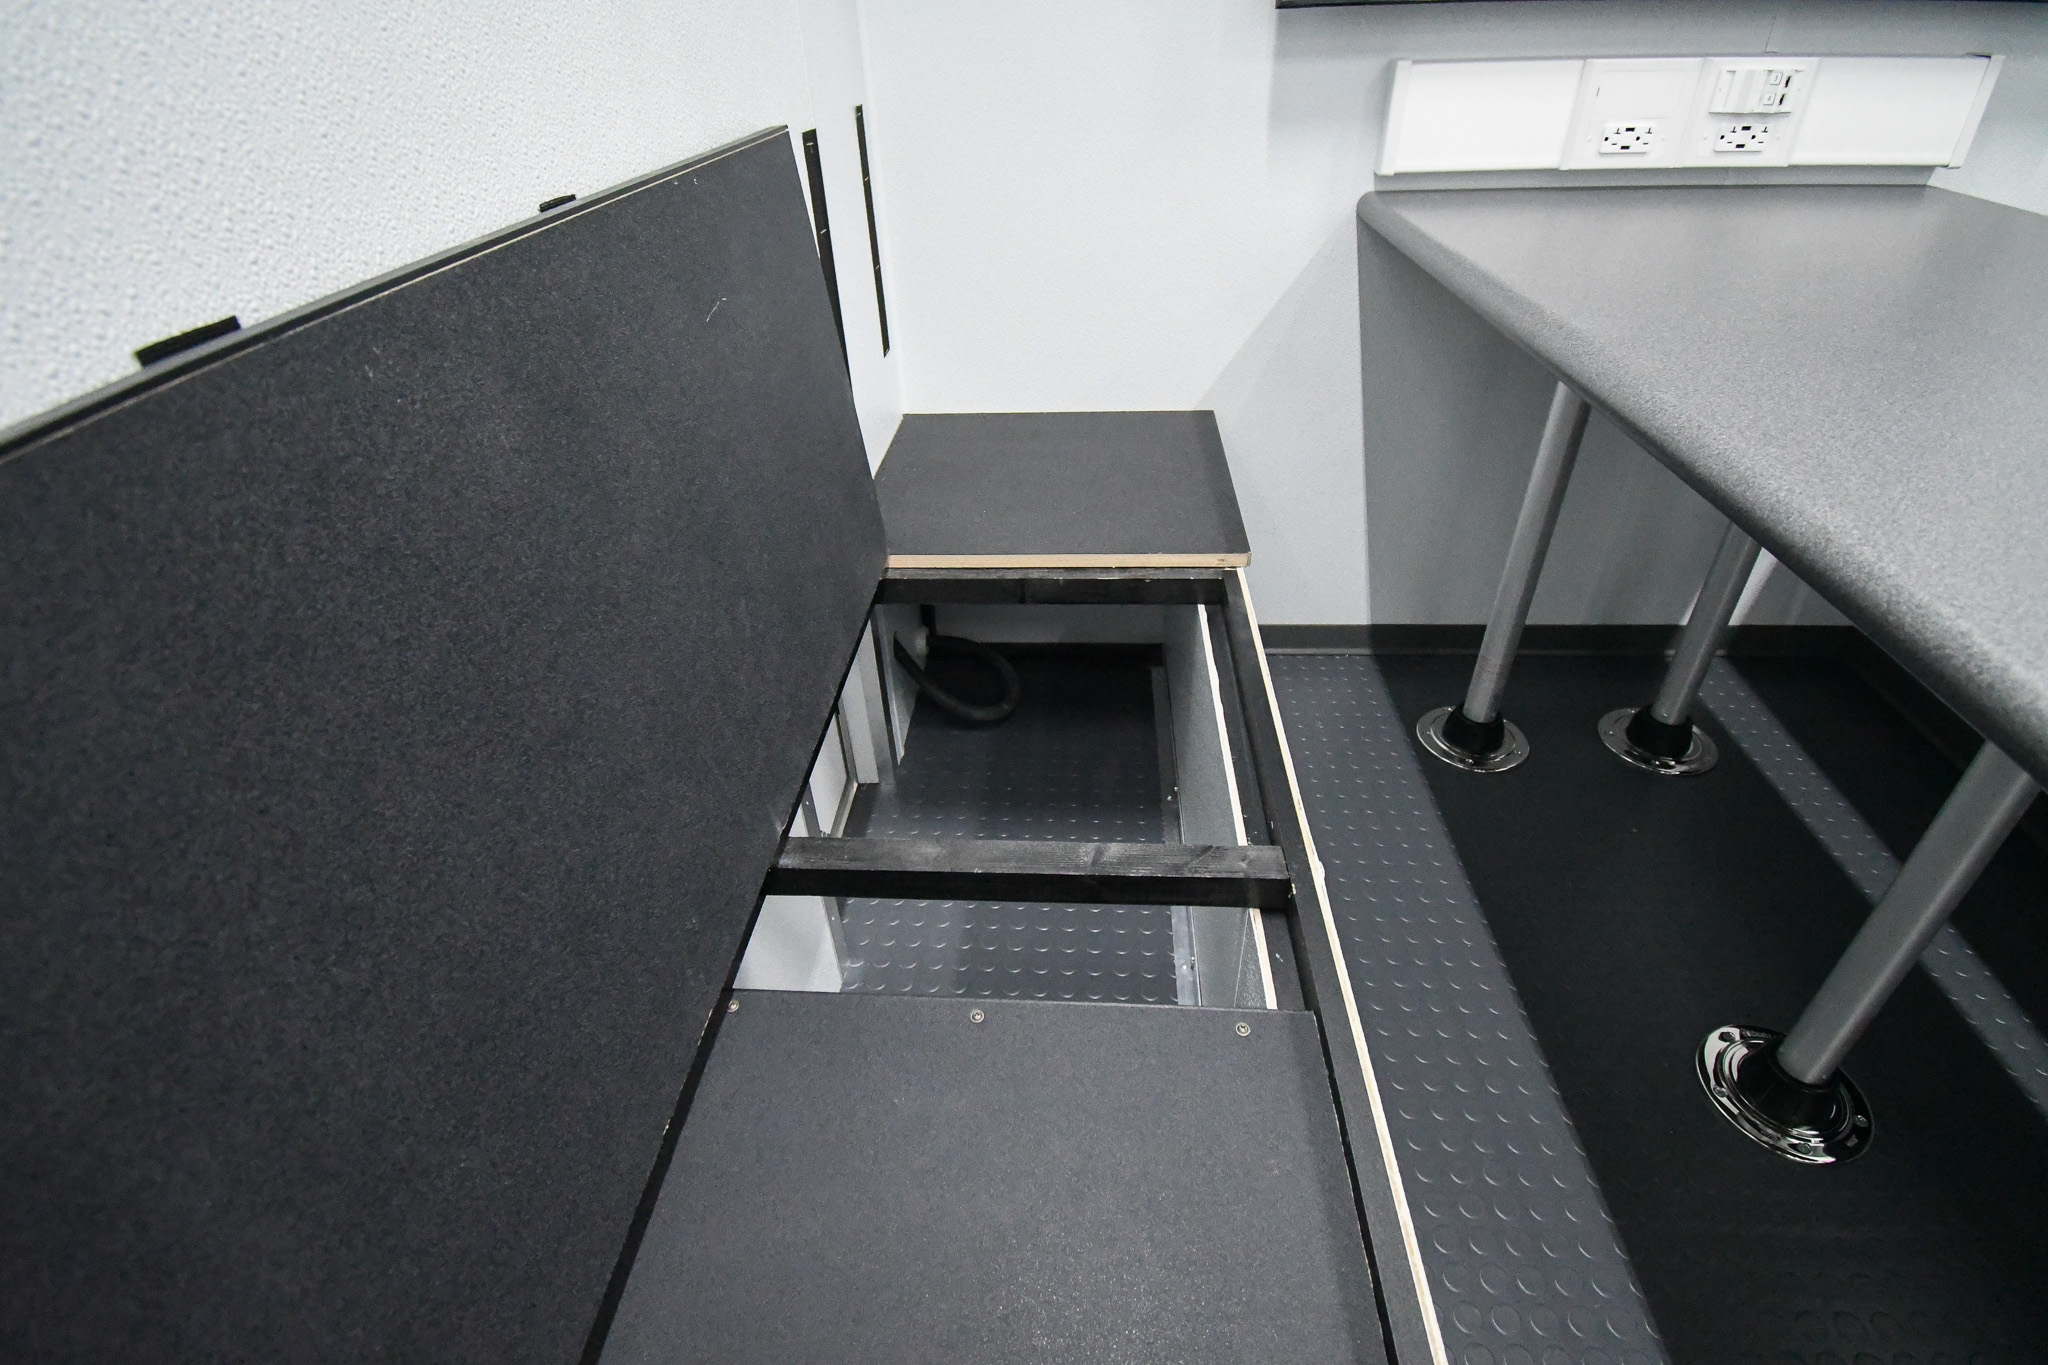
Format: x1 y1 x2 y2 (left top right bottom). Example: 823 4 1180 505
969 1008 985 1024
727 999 738 1013
1235 1022 1251 1037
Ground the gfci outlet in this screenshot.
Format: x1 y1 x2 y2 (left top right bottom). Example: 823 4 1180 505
1561 58 1700 169
1600 122 1656 154
1681 57 1812 166
1714 121 1775 152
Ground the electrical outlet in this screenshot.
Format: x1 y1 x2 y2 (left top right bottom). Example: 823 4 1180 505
1713 121 1775 153
1599 121 1657 154
1562 58 1700 169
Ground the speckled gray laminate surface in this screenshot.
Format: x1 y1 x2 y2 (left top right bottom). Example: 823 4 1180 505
1357 186 2048 787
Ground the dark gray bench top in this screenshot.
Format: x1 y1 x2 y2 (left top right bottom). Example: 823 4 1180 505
1357 185 2048 785
875 411 1250 568
604 992 1385 1365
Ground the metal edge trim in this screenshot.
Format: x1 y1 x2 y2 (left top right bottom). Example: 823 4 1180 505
1199 603 1277 1010
1233 568 1449 1365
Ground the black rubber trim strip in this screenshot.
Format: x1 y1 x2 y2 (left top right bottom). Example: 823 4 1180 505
800 128 847 365
854 105 889 356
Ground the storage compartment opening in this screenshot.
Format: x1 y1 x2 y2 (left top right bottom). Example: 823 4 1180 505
736 603 1278 1008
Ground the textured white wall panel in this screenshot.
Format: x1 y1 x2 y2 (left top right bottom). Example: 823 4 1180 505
1 0 901 448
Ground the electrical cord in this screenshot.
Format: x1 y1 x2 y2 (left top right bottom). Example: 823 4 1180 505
892 606 1020 726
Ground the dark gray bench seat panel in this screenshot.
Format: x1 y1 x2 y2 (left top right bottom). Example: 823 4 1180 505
604 991 1386 1365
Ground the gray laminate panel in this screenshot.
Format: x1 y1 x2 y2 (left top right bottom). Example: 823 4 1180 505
1357 185 2048 784
876 411 1251 563
1 131 885 1361
603 992 1385 1365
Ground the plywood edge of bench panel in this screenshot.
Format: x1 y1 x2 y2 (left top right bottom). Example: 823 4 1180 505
885 551 1249 569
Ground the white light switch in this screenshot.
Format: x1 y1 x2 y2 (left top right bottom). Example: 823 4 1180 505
1708 66 1802 114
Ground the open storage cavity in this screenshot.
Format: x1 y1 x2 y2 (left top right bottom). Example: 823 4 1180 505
608 566 1427 1363
736 595 1281 1009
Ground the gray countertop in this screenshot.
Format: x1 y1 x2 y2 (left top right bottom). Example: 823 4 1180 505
1358 184 2048 787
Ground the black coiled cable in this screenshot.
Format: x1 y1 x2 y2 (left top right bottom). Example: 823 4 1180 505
892 606 1020 726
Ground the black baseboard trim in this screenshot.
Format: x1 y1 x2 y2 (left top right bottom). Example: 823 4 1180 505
1260 624 1859 658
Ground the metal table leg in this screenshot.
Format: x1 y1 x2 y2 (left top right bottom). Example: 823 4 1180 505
1417 381 1591 773
1700 742 2039 1163
1600 522 1761 776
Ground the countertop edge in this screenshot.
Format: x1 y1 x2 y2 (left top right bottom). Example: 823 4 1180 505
1355 189 2048 786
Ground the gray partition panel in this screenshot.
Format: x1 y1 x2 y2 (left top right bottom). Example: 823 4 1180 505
604 992 1386 1364
0 130 884 1361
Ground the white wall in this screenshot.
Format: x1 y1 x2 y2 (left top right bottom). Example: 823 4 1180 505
856 0 2048 622
10 2 2046 624
1 0 903 459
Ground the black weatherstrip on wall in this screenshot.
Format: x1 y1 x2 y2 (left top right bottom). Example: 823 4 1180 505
800 129 848 365
855 106 890 355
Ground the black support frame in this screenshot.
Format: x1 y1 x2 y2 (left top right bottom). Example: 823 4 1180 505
770 835 1292 908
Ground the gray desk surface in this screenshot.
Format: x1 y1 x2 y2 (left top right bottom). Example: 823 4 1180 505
1357 185 2048 786
875 411 1251 568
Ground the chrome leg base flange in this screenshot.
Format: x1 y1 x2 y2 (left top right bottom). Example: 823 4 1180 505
1697 1025 1872 1164
1600 707 1718 776
1417 706 1530 774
